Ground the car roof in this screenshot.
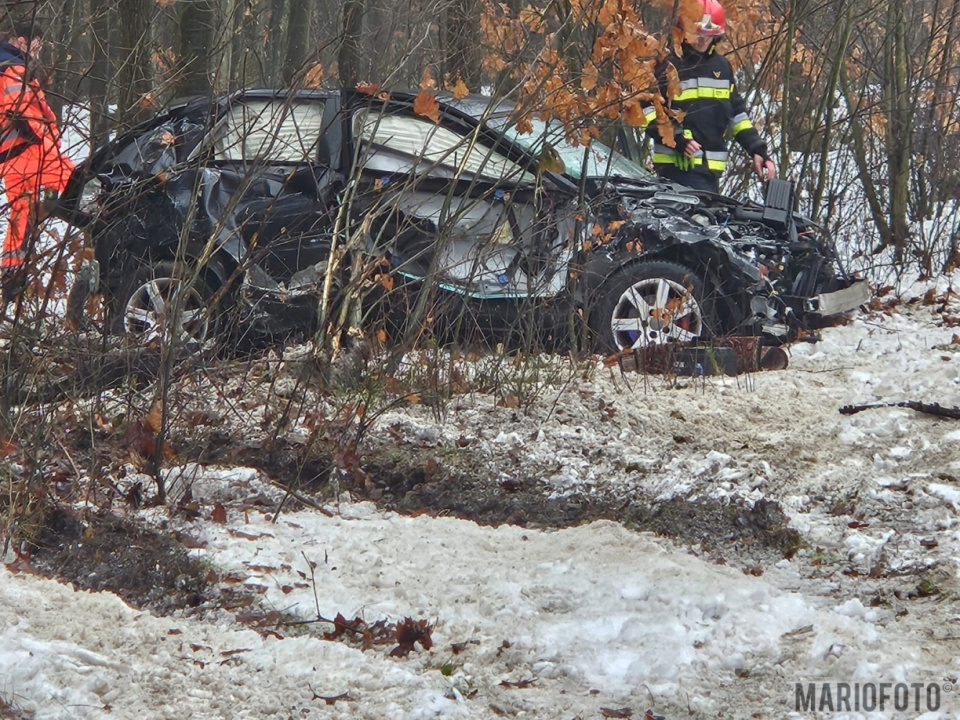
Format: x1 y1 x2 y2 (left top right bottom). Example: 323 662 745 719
161 87 337 115
377 90 515 123
228 88 339 103
434 93 515 121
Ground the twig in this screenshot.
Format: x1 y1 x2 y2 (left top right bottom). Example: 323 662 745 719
839 400 960 419
301 550 323 621
269 479 334 522
55 438 83 482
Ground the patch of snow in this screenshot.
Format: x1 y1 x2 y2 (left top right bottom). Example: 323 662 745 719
8 281 960 717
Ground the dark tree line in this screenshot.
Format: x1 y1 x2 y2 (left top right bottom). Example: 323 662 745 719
5 0 480 143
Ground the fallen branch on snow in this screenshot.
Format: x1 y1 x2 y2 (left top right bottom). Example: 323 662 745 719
839 400 960 419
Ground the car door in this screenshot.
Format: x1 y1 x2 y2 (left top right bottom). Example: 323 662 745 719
351 104 577 299
209 95 341 283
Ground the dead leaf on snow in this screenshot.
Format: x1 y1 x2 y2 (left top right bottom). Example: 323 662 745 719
390 617 433 657
312 691 353 706
220 648 251 658
601 708 633 719
0 433 17 458
450 639 480 654
211 503 227 524
227 528 275 541
500 678 536 688
175 531 206 549
496 392 520 408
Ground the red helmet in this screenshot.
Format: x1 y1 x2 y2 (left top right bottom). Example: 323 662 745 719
696 0 726 36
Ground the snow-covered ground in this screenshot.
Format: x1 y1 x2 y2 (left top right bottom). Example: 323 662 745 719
4 280 960 719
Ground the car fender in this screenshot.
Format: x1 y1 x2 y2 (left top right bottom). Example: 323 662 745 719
579 236 750 328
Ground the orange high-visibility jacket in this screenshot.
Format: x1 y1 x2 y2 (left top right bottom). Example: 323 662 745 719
0 55 72 189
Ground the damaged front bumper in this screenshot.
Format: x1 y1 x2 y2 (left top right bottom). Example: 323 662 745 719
803 279 870 316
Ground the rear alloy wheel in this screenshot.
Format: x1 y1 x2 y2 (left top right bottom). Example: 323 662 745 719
592 261 714 352
119 262 216 347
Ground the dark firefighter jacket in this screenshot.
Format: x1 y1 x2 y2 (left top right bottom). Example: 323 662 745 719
643 42 768 185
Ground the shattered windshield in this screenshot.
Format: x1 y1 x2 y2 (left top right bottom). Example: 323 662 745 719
489 117 654 181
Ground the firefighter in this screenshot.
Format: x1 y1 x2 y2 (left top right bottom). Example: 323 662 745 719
643 0 776 194
0 21 75 307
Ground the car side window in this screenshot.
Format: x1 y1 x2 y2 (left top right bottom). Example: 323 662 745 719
355 111 536 184
216 100 325 163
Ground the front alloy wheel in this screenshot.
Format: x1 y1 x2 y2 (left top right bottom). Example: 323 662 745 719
592 261 713 352
612 276 703 348
122 264 214 347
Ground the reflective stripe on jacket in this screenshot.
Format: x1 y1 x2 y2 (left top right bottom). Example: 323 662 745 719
645 43 767 180
652 143 728 171
0 62 56 162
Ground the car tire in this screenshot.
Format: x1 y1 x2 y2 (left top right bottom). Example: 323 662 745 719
113 261 220 348
589 261 716 353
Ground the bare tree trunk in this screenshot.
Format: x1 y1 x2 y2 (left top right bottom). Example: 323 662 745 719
178 0 216 97
778 0 796 175
883 0 911 265
116 0 154 129
811 0 853 219
268 0 288 85
838 67 892 245
229 0 260 88
282 0 313 83
441 0 481 87
88 0 113 149
338 0 366 88
913 0 960 232
48 0 82 117
365 0 389 80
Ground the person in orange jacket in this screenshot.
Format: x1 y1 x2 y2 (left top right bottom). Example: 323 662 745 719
0 21 75 306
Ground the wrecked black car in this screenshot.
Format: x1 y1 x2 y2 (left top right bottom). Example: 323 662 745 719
55 88 868 353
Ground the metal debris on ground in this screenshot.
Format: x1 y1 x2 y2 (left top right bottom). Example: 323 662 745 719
610 337 789 377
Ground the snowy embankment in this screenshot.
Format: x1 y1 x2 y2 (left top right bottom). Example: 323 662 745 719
3 280 960 719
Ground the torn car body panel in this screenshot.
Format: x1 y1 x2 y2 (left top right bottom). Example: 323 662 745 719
369 188 576 299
